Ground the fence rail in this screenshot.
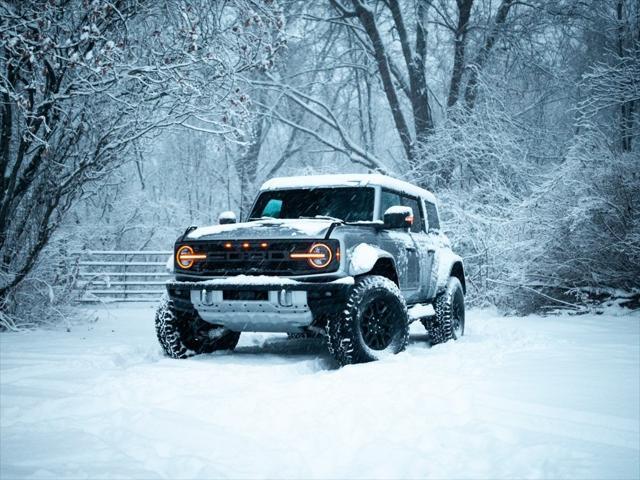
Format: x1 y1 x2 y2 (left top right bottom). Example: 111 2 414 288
72 250 172 303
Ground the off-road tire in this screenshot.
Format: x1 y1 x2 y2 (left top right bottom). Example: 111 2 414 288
155 295 240 359
326 275 409 366
422 276 465 345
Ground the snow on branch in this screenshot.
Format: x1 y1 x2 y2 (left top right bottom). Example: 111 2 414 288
0 0 285 302
250 75 389 172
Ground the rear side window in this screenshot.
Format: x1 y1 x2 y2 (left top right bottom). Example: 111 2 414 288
425 201 440 230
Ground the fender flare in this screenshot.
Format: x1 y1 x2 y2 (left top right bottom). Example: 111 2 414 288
434 251 466 294
347 243 397 277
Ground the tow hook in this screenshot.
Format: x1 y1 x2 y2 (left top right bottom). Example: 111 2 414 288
201 289 215 306
278 289 293 307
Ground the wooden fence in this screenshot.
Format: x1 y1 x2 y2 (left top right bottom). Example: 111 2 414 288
72 250 172 302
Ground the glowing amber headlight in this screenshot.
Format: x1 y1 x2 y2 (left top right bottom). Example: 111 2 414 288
176 245 207 269
290 243 333 269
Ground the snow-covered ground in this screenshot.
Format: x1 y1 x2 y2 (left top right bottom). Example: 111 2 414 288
1 305 638 479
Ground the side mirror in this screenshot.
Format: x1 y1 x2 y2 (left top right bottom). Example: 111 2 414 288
383 206 413 230
218 211 237 225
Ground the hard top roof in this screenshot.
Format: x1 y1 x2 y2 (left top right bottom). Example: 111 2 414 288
260 174 436 203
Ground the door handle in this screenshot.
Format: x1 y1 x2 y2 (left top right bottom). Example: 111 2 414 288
405 246 416 252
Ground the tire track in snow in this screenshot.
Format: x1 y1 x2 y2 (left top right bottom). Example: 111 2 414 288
472 393 640 450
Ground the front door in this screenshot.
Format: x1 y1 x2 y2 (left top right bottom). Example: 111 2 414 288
379 189 420 301
400 194 431 304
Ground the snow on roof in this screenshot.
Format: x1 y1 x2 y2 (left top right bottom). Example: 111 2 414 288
260 174 437 203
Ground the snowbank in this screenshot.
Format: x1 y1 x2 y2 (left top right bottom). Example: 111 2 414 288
1 306 638 479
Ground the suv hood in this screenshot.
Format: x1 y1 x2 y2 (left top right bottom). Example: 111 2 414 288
186 218 334 241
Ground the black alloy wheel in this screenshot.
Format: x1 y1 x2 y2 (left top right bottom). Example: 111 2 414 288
326 275 409 365
360 298 399 350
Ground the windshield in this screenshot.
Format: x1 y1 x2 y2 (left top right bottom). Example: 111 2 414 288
249 187 374 222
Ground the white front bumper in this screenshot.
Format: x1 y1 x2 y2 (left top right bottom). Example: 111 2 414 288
190 289 313 333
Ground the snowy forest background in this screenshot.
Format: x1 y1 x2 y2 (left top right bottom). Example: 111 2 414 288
1 0 638 327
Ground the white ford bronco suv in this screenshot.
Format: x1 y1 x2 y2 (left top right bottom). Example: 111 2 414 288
156 174 465 365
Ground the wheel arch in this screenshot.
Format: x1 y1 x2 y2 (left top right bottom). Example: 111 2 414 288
366 257 399 286
348 243 399 286
450 261 466 294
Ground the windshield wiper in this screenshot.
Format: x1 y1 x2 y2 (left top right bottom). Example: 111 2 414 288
299 215 344 222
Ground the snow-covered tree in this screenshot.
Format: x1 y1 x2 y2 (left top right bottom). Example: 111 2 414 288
0 0 284 321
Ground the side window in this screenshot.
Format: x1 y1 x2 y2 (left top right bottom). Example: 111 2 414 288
425 201 440 231
400 195 425 233
380 190 402 217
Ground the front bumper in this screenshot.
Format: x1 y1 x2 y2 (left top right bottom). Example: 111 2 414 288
166 276 353 333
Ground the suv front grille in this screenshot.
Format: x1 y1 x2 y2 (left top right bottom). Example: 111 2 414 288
177 240 339 276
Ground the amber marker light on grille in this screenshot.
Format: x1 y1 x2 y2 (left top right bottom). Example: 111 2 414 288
290 243 333 269
224 242 233 249
242 242 250 249
260 242 268 248
176 245 207 269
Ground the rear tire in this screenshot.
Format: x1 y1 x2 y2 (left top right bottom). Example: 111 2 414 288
327 275 409 366
422 276 465 345
155 295 240 359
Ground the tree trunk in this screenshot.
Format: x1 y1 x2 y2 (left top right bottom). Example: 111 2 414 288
464 0 515 110
350 0 415 165
388 0 434 146
617 0 634 151
447 0 474 108
235 118 263 219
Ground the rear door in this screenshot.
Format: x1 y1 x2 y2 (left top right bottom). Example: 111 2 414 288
422 199 442 300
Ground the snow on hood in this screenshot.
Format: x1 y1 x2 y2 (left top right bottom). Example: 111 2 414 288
186 218 334 241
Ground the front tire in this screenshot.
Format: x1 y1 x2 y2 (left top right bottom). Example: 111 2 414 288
327 275 409 366
422 276 465 345
155 296 240 359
